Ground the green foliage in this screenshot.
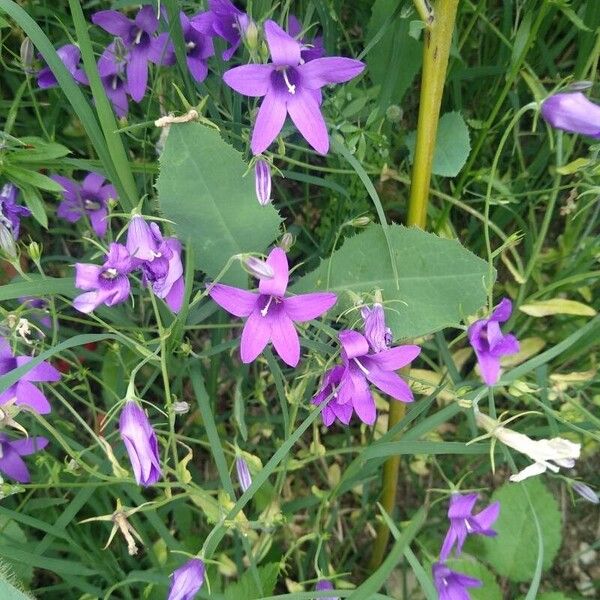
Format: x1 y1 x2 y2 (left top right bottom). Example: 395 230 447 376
405 112 471 177
294 224 490 339
156 123 282 286
479 479 562 582
446 557 502 600
223 563 279 600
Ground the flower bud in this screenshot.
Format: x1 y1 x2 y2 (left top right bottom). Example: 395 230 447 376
173 401 190 415
349 216 371 227
235 456 252 492
280 232 294 252
168 558 205 600
20 38 35 74
541 92 600 138
386 104 403 123
361 303 392 353
242 255 274 279
119 401 161 487
254 159 272 205
572 481 599 504
244 20 259 52
0 223 17 258
28 241 41 262
315 579 337 600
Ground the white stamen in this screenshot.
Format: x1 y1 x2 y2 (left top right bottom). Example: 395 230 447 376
282 69 296 94
260 295 274 317
186 41 196 50
134 29 143 45
353 358 370 375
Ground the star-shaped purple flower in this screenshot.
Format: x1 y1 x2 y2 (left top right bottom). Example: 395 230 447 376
468 298 519 386
37 43 89 89
288 15 325 62
223 20 365 155
0 183 30 240
312 330 420 426
432 562 482 600
0 434 49 483
179 12 215 83
208 247 337 367
92 5 171 102
73 243 134 314
192 0 250 61
97 41 131 118
51 172 116 237
125 215 185 313
0 338 60 414
439 493 500 560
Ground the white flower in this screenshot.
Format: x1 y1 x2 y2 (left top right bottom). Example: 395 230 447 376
475 411 581 482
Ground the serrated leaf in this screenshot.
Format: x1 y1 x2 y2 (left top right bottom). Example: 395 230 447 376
445 557 502 600
478 479 562 582
293 224 490 339
0 576 33 600
519 298 596 317
223 563 279 600
156 123 282 286
406 112 471 177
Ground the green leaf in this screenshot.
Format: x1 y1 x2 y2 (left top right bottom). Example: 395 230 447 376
0 574 33 600
19 184 47 228
13 137 70 162
0 518 32 585
223 563 279 600
156 123 282 286
7 166 63 192
293 224 490 339
478 479 562 582
406 112 471 177
365 0 422 109
445 557 502 600
0 276 76 302
519 593 576 600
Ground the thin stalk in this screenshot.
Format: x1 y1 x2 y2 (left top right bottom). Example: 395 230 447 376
369 0 459 571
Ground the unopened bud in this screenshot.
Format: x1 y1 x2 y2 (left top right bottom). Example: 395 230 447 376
572 481 599 504
28 241 41 262
349 216 371 227
564 80 593 92
0 223 17 258
242 255 274 279
235 456 252 492
244 20 259 52
20 38 35 73
254 159 272 206
280 232 294 252
113 37 127 60
173 401 190 415
386 104 403 123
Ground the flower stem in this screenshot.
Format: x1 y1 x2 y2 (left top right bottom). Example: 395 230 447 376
369 0 459 571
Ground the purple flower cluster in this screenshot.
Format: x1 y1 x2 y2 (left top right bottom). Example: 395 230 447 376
72 214 184 314
312 304 419 426
433 493 500 599
0 183 31 241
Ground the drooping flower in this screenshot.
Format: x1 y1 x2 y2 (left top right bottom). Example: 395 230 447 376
73 243 134 313
540 92 600 138
98 40 131 118
467 298 519 386
572 481 599 505
288 15 325 62
476 411 581 482
167 558 205 600
193 0 250 61
235 456 252 492
254 159 272 205
208 247 337 367
126 215 185 313
119 400 161 487
0 434 48 483
432 562 482 600
223 20 365 155
439 493 500 560
37 43 89 89
0 183 30 240
314 579 337 600
361 303 392 353
0 338 60 414
92 5 172 102
312 330 420 426
179 12 215 83
52 172 116 237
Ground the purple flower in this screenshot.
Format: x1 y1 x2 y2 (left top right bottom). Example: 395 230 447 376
361 303 392 353
467 298 519 386
541 92 600 138
254 159 272 205
0 184 30 240
0 338 60 414
37 43 89 89
208 247 337 367
433 562 482 600
126 216 185 313
312 330 420 426
119 401 161 487
235 456 252 492
179 12 214 83
167 558 205 600
52 172 116 237
73 243 134 314
19 297 51 329
315 579 337 600
223 20 365 155
440 493 500 560
572 481 599 504
97 41 130 118
288 15 325 63
0 434 48 483
192 0 250 61
92 6 171 102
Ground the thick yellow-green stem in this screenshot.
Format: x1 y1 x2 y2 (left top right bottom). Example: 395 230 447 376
369 0 459 571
